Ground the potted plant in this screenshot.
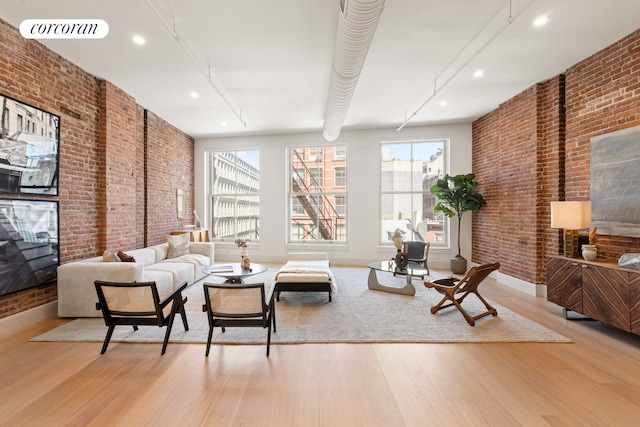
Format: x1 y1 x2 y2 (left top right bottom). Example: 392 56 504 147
430 173 486 274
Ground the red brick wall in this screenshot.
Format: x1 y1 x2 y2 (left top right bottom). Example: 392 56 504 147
473 28 640 286
144 111 195 246
472 86 546 284
537 76 566 269
565 28 640 260
136 105 146 249
100 80 138 251
0 18 194 320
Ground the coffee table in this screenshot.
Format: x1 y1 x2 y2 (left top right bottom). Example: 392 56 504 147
203 263 268 283
367 260 432 296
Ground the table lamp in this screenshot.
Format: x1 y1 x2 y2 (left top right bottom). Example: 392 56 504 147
550 201 591 258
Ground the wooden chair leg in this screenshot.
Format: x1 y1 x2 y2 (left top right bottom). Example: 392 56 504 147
430 289 456 314
271 301 277 333
205 327 214 357
473 291 498 316
266 317 272 357
161 311 177 355
451 300 476 326
101 324 116 354
178 296 189 331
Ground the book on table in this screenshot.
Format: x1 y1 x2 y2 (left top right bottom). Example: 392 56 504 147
209 265 234 272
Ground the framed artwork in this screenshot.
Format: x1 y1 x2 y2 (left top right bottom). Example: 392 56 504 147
0 198 59 296
0 94 60 196
591 125 640 238
176 189 187 219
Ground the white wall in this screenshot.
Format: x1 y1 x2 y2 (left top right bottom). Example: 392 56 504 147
194 124 472 267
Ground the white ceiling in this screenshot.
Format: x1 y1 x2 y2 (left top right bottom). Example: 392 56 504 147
3 0 640 139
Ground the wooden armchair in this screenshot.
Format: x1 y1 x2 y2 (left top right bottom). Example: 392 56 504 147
423 262 500 326
202 282 276 357
94 280 189 354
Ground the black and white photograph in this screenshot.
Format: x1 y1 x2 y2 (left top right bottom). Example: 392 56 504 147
0 198 59 296
0 94 59 195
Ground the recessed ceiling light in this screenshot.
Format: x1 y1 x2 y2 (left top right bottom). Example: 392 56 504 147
190 92 199 99
220 121 228 127
473 70 484 78
533 16 549 27
132 35 145 45
439 101 447 106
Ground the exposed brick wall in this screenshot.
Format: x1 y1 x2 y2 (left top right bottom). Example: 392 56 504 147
0 17 102 316
0 18 194 320
473 28 640 286
145 111 195 246
136 105 146 249
471 110 501 269
100 80 138 251
472 86 545 285
537 76 566 272
565 28 640 260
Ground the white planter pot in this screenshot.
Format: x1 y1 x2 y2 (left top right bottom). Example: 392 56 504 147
582 245 597 261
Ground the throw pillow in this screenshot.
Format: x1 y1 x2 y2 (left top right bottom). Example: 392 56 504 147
117 250 136 263
102 250 119 262
167 232 190 259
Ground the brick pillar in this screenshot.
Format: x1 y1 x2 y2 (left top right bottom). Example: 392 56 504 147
99 80 138 251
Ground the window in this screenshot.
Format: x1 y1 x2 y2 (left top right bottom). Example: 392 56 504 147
208 150 260 241
289 145 346 242
335 167 346 187
380 140 446 246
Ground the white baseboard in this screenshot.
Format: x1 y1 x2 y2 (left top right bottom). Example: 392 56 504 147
496 272 545 297
0 301 58 338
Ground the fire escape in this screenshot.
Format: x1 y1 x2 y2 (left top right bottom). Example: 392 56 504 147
291 150 342 240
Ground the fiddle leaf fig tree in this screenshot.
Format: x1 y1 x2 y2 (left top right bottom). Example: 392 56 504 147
430 173 486 259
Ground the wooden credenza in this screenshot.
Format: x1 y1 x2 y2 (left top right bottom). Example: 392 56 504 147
546 255 640 335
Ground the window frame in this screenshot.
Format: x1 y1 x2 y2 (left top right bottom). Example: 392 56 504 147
206 149 261 243
287 144 347 244
379 138 448 248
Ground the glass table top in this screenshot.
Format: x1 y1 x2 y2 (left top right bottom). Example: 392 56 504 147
367 260 430 277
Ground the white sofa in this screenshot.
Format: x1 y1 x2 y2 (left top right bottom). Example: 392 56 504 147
57 242 214 317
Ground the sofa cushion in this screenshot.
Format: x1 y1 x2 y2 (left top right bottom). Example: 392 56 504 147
141 269 174 295
126 248 157 267
167 233 190 259
146 262 194 289
159 253 210 283
150 243 170 263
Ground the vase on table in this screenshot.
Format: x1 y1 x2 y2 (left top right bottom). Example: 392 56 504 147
241 247 250 269
582 244 597 261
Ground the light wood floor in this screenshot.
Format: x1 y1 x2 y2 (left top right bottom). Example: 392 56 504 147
2 270 640 427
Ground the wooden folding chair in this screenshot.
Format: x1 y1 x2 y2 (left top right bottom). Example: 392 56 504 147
423 262 500 326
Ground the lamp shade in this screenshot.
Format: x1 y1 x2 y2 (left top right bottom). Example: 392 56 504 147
550 201 591 229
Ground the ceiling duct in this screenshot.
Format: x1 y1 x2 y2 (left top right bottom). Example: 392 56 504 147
323 0 385 142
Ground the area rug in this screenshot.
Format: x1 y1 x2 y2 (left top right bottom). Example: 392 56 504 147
31 267 571 344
